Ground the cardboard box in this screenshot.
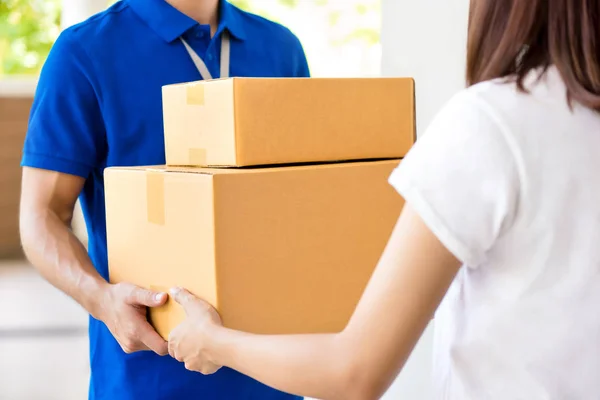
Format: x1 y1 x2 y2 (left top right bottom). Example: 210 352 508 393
105 160 404 339
162 78 415 167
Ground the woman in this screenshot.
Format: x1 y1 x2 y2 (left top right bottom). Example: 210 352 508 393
167 0 600 398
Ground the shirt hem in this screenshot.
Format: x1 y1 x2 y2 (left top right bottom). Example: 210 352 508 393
21 152 93 178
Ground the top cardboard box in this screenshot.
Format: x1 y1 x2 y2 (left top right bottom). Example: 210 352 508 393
162 77 415 167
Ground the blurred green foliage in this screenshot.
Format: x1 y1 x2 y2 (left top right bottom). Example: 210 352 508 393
0 0 61 76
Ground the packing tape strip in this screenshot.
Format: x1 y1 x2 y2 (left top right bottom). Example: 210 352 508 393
146 171 165 225
189 148 207 165
186 84 205 105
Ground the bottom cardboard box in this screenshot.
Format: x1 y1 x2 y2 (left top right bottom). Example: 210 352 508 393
105 160 403 339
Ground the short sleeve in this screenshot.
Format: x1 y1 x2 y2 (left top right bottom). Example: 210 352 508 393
290 34 310 78
389 90 520 267
21 30 106 178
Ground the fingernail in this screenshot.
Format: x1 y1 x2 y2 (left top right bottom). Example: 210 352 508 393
170 287 180 295
154 293 165 302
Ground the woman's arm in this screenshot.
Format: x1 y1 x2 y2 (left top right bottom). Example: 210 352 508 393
168 204 461 400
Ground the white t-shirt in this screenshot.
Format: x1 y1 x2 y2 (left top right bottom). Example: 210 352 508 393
389 66 600 400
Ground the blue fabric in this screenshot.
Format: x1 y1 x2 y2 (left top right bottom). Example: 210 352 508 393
21 0 309 399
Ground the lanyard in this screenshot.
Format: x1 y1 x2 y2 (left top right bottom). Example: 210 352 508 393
180 31 230 80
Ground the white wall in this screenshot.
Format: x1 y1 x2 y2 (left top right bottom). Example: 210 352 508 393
382 0 470 137
379 0 470 399
61 0 107 30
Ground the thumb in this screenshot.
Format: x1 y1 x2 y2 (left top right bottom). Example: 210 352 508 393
128 287 167 307
170 287 197 314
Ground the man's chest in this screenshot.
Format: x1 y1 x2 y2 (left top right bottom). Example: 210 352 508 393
98 46 290 168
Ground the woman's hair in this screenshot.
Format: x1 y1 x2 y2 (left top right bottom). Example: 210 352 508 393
466 0 600 111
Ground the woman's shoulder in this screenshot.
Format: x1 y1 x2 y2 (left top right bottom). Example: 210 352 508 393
431 81 515 136
439 69 559 144
457 67 567 122
458 76 526 115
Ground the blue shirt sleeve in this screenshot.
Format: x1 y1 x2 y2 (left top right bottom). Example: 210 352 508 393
21 30 106 178
292 35 310 78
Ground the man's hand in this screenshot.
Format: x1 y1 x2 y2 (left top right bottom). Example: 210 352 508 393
168 287 223 374
98 283 169 355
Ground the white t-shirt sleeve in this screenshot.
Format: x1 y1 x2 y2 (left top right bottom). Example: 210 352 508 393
389 90 520 267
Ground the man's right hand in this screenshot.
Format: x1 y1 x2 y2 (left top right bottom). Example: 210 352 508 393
97 283 168 355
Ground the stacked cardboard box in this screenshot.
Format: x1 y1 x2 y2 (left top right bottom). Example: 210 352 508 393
105 77 415 339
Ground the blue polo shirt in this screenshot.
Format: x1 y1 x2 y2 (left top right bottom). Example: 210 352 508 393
21 0 309 399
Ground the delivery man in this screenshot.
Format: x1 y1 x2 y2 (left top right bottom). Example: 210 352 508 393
19 0 309 398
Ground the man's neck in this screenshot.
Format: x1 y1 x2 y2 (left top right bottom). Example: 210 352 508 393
166 0 220 32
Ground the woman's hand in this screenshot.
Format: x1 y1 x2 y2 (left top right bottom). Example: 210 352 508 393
167 287 223 374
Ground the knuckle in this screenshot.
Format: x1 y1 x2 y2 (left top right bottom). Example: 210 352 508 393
125 323 141 338
129 289 141 302
202 365 218 375
156 347 168 356
116 285 133 303
123 330 137 343
129 326 140 338
168 328 181 343
145 292 155 304
122 338 137 352
168 344 181 361
154 341 168 355
116 282 131 295
125 286 146 303
138 291 152 305
121 344 133 354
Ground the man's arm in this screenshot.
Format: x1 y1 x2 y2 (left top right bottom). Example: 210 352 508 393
20 168 105 314
20 30 169 356
20 168 168 355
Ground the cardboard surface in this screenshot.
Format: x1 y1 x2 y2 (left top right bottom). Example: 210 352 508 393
162 78 415 167
105 160 404 338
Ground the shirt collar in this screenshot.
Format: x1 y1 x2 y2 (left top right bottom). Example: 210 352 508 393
218 1 247 41
128 0 247 43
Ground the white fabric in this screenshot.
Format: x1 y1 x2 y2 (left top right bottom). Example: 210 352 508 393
389 67 600 400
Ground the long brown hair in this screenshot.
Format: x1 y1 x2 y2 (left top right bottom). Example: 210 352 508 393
466 0 600 112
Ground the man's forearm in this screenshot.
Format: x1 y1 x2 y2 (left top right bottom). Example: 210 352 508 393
21 208 108 318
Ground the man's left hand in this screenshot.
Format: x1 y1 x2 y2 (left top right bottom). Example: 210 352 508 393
168 287 223 375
